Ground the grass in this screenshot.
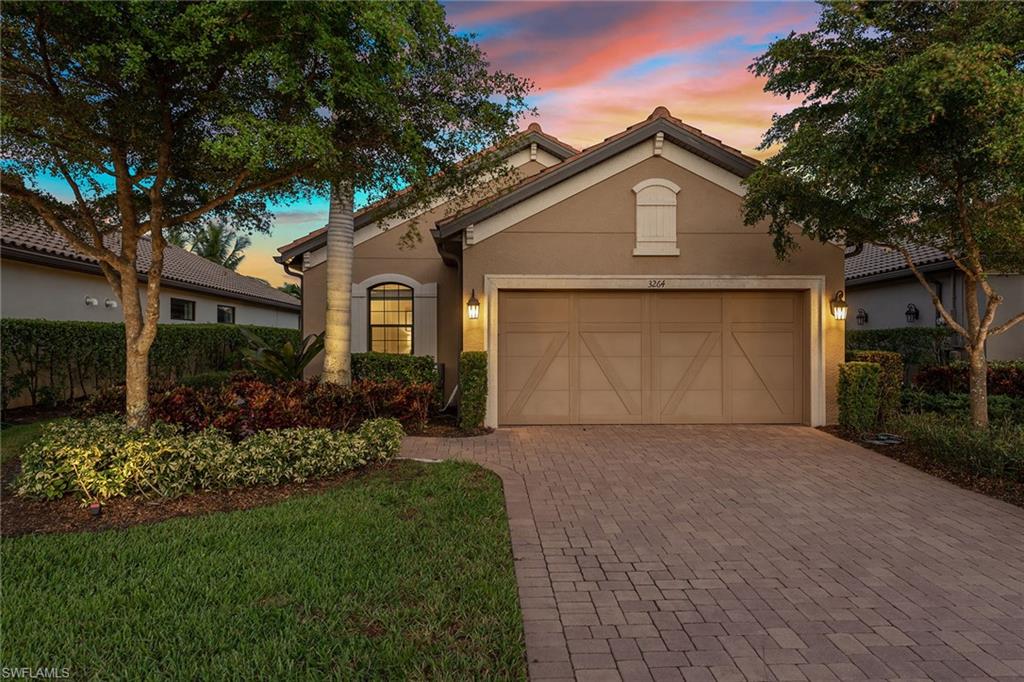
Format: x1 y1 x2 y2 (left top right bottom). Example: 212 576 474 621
0 460 526 680
0 420 50 463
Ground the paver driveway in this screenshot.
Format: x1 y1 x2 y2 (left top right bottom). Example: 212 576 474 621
403 425 1024 682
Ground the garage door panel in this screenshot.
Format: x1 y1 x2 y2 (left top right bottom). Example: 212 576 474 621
497 290 804 425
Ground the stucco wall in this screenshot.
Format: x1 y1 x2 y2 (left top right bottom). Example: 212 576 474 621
461 153 846 422
300 158 551 397
1 259 299 328
846 271 1023 361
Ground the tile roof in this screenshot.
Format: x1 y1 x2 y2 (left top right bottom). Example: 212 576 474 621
435 106 759 238
845 242 951 282
276 123 578 260
1 219 300 310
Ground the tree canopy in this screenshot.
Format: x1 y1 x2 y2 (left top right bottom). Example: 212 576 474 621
742 0 1024 427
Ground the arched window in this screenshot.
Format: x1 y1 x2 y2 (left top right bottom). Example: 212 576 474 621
368 283 414 354
632 178 681 256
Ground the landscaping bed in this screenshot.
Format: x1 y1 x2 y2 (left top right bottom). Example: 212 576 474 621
1 460 526 679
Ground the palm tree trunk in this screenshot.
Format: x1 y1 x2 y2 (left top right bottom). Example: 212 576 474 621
322 182 354 385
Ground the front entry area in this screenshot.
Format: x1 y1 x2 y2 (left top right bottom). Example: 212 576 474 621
497 290 806 425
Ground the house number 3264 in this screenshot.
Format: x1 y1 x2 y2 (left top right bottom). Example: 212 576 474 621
648 279 667 288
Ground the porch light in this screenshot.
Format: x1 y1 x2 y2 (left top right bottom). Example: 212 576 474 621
829 291 848 320
467 289 480 320
905 303 920 324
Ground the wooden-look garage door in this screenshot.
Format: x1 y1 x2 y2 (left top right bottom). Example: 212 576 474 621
497 291 805 425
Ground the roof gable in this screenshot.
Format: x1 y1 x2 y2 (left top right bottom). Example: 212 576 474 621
275 125 577 264
436 108 759 243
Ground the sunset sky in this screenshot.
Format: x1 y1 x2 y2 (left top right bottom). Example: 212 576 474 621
251 1 821 286
33 1 823 286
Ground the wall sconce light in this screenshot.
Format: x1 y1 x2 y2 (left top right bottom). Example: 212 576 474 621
84 296 99 307
856 308 868 326
467 289 480 320
905 303 920 324
829 290 848 320
104 298 119 309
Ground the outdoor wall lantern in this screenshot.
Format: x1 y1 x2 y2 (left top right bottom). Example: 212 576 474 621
829 290 848 320
856 308 869 326
105 298 119 309
905 303 920 324
84 296 99 307
467 289 480 320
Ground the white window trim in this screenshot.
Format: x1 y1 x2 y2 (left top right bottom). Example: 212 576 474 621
632 178 681 257
481 274 827 428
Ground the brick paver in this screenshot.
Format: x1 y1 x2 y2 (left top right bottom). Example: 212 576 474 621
403 425 1024 682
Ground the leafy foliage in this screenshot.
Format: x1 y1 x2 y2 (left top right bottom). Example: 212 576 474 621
84 377 433 438
459 351 488 432
15 416 403 504
1 319 298 409
182 219 251 270
893 413 1024 482
847 350 903 424
913 361 1024 397
351 352 442 406
838 362 881 435
845 328 954 367
277 282 301 299
901 388 1024 424
241 329 324 382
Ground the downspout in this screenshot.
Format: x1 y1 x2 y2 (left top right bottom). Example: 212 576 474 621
278 255 304 336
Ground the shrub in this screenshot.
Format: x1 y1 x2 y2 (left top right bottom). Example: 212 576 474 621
84 377 431 437
351 352 442 407
16 416 404 503
847 350 903 424
901 388 1024 423
179 371 238 390
893 413 1024 482
241 330 324 381
1 319 299 408
459 351 487 431
913 361 1024 397
838 362 881 434
845 327 954 367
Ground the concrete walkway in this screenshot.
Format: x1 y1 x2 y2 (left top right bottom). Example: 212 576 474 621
403 425 1024 682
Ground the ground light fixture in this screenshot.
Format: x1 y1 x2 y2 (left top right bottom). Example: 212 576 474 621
467 289 480 320
829 290 848 320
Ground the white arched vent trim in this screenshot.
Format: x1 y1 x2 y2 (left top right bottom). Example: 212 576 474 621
632 178 681 256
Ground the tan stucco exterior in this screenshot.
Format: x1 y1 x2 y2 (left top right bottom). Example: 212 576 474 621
461 154 845 422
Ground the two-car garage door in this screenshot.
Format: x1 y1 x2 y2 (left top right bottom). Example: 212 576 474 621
498 290 806 425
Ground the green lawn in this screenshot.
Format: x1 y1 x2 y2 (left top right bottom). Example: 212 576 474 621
1 420 50 463
1 460 526 680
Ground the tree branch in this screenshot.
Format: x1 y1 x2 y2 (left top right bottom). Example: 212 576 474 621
163 165 312 228
895 246 969 337
990 311 1024 337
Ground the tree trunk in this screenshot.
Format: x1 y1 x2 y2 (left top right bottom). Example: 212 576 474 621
967 344 989 429
962 275 989 429
119 275 151 428
322 182 354 385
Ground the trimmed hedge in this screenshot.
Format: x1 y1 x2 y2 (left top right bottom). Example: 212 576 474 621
459 351 487 432
893 413 1023 482
847 350 903 424
15 416 404 503
838 362 881 434
913 361 1024 398
901 388 1024 423
350 352 442 407
846 328 954 366
1 319 299 408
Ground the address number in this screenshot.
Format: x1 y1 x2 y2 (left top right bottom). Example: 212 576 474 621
648 279 666 288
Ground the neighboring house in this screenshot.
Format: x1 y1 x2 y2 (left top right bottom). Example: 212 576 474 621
277 107 846 427
845 243 1023 361
2 219 300 328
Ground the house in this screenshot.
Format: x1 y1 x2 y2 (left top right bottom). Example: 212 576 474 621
277 107 846 427
2 219 300 328
845 243 1023 361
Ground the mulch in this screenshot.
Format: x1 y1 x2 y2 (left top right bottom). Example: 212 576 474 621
820 425 1024 509
0 458 385 539
408 414 493 439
